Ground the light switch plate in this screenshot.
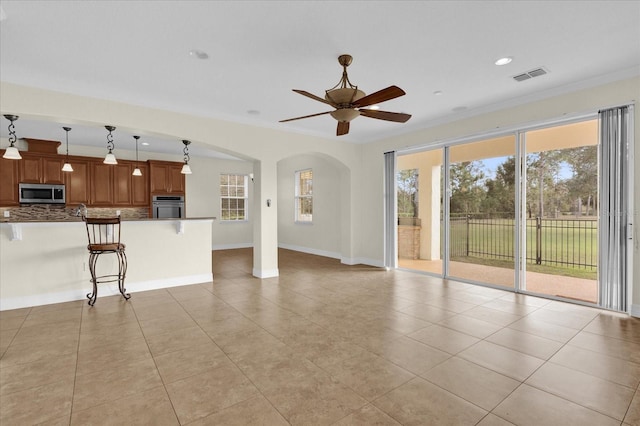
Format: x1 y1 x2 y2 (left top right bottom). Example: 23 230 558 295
3 211 9 218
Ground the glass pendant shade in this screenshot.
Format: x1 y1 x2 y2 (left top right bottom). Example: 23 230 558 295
132 135 142 176
2 146 22 160
103 125 117 164
3 114 21 160
103 152 118 164
62 126 73 172
180 139 192 174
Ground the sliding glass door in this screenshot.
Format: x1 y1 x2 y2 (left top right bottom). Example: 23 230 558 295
395 115 614 309
447 136 517 289
521 120 599 303
396 150 444 275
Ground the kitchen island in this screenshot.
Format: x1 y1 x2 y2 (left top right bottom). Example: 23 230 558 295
0 218 214 310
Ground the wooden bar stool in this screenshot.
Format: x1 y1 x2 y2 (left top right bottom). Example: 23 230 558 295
84 217 130 306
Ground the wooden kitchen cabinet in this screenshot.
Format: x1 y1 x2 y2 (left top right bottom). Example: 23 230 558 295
113 164 133 205
0 148 160 208
149 161 185 194
19 156 42 183
64 159 90 205
131 163 149 206
0 153 20 206
89 162 113 205
19 154 65 184
89 161 150 206
42 157 65 184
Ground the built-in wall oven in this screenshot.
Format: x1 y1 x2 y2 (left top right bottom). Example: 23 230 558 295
152 195 185 218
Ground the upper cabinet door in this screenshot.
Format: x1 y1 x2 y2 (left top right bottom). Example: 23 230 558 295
0 155 20 206
90 162 113 205
112 164 132 205
168 164 185 193
42 157 65 184
131 163 149 205
64 159 89 205
18 155 64 184
150 163 169 193
149 161 185 194
19 156 42 183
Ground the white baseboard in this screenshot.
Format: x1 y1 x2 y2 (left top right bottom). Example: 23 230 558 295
631 304 640 318
252 268 279 278
341 256 385 268
278 243 341 260
212 242 253 250
211 243 386 269
0 273 213 311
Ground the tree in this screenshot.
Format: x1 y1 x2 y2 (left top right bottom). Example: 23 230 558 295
482 156 516 216
450 161 485 214
397 169 419 218
526 150 568 218
564 146 598 216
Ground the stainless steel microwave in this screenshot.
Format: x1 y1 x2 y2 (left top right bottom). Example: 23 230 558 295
19 183 66 204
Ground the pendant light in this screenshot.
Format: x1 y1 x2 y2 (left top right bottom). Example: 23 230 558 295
132 135 142 176
2 115 22 160
103 125 118 164
61 127 74 172
181 139 192 174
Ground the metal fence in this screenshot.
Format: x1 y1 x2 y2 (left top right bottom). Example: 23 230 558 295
449 213 597 270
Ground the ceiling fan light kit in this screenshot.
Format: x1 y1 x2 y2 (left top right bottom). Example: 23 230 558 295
280 54 411 136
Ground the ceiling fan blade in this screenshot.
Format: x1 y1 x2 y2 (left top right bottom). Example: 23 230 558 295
336 121 350 136
292 89 337 107
279 111 332 123
360 109 412 123
351 85 406 108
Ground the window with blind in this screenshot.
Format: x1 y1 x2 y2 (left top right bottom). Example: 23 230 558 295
220 173 248 221
295 169 313 223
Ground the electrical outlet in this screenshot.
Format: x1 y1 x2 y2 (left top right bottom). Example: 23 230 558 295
116 210 121 216
3 211 9 218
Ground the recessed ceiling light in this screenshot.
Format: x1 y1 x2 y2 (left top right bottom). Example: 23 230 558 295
369 105 380 110
495 57 513 66
189 49 209 60
141 142 149 146
247 110 260 115
433 90 443 96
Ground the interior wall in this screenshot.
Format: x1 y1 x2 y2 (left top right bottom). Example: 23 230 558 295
277 153 342 258
0 81 363 278
5 142 255 249
360 76 639 314
187 156 254 249
1 77 637 313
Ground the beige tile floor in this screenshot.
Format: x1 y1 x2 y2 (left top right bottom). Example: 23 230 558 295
398 258 598 303
1 248 639 425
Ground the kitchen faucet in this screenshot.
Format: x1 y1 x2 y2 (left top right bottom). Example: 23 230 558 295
75 203 87 217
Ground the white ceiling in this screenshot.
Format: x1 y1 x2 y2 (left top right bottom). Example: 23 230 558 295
1 1 639 157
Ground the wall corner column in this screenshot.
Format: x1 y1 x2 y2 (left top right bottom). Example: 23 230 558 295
252 159 279 278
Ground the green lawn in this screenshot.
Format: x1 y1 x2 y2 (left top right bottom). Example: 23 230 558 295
448 217 597 280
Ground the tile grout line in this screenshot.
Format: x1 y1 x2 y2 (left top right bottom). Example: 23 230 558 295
128 292 182 426
169 287 293 425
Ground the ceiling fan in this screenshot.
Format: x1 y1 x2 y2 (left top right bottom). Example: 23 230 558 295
280 54 411 136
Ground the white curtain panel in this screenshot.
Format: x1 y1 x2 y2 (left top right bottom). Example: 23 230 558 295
598 105 633 312
384 151 397 269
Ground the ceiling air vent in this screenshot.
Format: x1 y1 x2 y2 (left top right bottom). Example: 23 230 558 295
512 67 549 82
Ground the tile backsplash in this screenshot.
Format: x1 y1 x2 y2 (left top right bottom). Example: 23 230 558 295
0 205 149 222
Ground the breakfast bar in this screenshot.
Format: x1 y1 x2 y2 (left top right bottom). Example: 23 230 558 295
0 218 213 310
